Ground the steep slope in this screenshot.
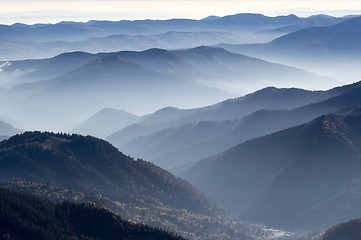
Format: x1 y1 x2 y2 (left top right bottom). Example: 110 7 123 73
181 113 361 230
0 120 21 138
0 131 252 240
266 16 361 55
73 108 142 138
0 188 185 240
0 179 290 240
107 85 334 146
335 105 361 116
108 82 361 169
0 132 217 216
121 120 239 172
323 219 361 240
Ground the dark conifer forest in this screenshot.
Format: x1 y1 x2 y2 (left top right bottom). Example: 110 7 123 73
0 188 185 240
1 9 361 240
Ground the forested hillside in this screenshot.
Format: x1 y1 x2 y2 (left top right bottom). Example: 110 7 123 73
0 131 252 240
0 188 185 240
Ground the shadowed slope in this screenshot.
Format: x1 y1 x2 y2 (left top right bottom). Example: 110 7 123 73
181 113 361 229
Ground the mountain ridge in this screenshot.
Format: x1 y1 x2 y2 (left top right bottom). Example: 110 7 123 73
216 16 361 81
2 46 335 131
107 82 361 171
0 131 255 240
0 187 186 240
181 113 361 229
0 13 347 60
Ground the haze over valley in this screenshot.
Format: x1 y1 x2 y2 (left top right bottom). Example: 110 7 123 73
1 5 361 240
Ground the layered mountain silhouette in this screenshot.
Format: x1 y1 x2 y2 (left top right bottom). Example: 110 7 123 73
73 108 142 138
1 46 334 131
217 16 361 80
107 82 361 172
0 13 343 42
0 131 255 240
107 84 343 146
267 16 361 55
181 113 361 229
0 188 185 240
257 14 348 35
219 16 361 58
0 14 346 60
4 46 332 87
0 31 243 61
1 10 360 239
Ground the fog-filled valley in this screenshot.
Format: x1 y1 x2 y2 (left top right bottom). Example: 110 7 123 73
1 10 361 240
0 45 337 131
0 14 349 61
217 16 361 82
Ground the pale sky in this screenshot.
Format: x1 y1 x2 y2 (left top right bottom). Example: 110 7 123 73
1 0 361 24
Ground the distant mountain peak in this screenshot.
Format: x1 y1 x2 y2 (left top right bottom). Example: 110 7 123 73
186 45 231 54
154 106 182 114
142 48 173 56
201 15 220 21
11 23 28 27
309 14 334 18
55 51 92 59
97 108 137 116
138 48 180 61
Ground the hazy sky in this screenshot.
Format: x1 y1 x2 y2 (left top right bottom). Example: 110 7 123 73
1 0 361 24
